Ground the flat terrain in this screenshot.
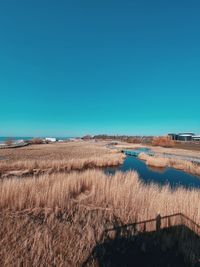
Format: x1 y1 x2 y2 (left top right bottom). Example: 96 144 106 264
1 140 199 162
0 141 110 161
114 142 200 158
0 140 199 266
0 141 124 178
174 142 200 151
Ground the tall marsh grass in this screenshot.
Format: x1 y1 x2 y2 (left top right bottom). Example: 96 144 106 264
0 142 125 177
0 170 199 265
139 153 200 176
0 154 125 178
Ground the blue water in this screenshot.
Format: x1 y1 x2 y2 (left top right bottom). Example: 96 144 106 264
123 147 154 157
0 137 32 143
104 156 200 190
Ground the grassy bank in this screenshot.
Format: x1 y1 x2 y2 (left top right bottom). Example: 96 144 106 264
0 170 199 266
0 153 125 178
139 153 200 177
0 142 125 178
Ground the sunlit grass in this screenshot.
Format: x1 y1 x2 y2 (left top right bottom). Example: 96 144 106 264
0 170 199 265
139 153 200 176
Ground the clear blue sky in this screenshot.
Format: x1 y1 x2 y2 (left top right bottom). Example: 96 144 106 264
0 0 200 137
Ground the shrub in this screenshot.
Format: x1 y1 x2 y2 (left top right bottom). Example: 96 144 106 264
30 138 44 144
126 137 141 144
152 136 176 148
82 135 93 140
5 139 13 146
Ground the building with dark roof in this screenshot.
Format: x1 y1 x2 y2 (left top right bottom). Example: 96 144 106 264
168 133 195 141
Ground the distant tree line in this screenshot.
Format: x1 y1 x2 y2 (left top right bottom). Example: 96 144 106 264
82 134 176 147
82 135 154 145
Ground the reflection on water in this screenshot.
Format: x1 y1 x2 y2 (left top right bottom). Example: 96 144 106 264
148 166 167 173
104 156 200 190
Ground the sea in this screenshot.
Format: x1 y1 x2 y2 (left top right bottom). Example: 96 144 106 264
0 137 72 144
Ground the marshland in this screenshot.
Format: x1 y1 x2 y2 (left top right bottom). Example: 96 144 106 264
0 140 200 266
0 141 125 178
2 0 200 265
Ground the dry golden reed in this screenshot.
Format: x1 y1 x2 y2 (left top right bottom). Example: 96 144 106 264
0 142 125 177
0 170 199 266
139 153 200 176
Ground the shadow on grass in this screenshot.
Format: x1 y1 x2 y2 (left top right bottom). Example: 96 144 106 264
83 214 200 267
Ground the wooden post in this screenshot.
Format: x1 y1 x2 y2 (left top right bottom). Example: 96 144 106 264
168 216 171 227
156 214 161 231
143 222 146 232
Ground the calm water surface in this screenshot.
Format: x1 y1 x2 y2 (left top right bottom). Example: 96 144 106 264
104 156 200 190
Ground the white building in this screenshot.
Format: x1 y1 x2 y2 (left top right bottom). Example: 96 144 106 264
15 139 25 144
192 135 200 142
45 137 57 142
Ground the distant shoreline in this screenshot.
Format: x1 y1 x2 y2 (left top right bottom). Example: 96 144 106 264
0 137 72 144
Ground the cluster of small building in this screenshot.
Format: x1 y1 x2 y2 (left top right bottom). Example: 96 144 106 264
44 137 57 142
0 137 81 149
44 137 80 143
168 133 200 142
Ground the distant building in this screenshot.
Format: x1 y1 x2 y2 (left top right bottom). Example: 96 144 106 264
192 135 200 142
15 139 25 144
168 133 178 141
168 133 197 142
45 137 57 142
69 138 81 142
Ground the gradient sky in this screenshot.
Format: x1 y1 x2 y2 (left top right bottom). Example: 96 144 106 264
0 0 200 137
